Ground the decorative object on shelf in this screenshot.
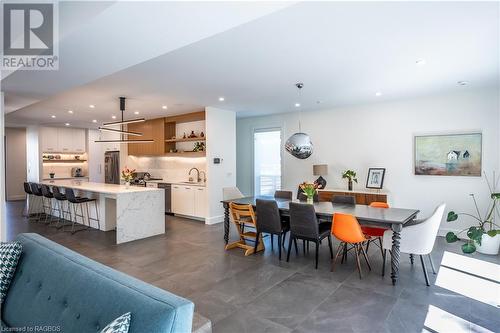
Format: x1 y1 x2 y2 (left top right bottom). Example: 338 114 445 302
74 155 80 160
49 173 55 179
193 142 205 152
188 131 197 138
95 97 153 143
313 164 328 189
285 83 313 159
200 131 205 138
414 132 482 176
299 182 318 204
121 167 136 189
366 168 386 189
446 172 500 255
342 170 358 191
183 132 187 139
55 155 61 160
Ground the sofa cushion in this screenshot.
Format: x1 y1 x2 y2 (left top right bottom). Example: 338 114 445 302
3 233 194 333
0 241 22 303
101 312 131 333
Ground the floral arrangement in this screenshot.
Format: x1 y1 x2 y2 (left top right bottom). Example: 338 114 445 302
121 167 136 183
299 182 318 200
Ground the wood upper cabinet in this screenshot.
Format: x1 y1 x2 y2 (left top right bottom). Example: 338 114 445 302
127 118 165 156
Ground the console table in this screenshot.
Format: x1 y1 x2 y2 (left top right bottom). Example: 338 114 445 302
317 188 388 205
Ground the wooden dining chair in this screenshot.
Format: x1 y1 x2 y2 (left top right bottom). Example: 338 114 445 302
225 202 264 256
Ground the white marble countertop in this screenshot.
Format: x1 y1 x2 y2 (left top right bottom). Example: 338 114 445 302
41 180 163 194
145 179 206 187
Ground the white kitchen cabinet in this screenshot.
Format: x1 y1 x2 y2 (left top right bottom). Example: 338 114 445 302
194 187 206 218
40 127 58 152
40 127 86 153
172 184 206 218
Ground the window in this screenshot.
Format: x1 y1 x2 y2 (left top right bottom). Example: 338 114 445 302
254 129 281 196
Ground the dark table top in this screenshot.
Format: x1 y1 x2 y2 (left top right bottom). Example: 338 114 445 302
223 196 420 226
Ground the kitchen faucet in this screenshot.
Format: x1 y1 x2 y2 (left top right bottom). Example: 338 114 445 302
189 167 201 183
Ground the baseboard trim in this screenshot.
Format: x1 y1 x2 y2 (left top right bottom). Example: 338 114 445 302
205 215 223 225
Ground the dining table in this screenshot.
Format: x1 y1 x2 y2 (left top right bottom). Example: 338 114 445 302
221 196 420 285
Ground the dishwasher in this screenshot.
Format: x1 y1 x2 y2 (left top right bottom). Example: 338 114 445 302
157 183 172 214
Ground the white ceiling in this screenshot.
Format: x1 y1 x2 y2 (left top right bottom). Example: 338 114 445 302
3 1 499 128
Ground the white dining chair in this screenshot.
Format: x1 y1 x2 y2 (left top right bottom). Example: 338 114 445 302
382 203 446 286
222 187 244 201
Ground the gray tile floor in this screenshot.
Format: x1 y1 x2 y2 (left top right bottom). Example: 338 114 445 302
6 201 500 333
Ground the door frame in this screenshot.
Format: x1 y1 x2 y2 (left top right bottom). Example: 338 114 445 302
252 127 283 196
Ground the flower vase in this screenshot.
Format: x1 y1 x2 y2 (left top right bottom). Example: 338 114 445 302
306 197 314 204
125 181 130 189
348 180 353 191
476 234 500 255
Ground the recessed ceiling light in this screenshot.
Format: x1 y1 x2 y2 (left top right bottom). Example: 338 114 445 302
89 104 95 109
415 59 426 65
162 105 168 110
134 111 140 115
50 115 56 118
294 103 301 107
68 110 73 114
65 123 70 126
218 97 225 102
375 92 382 97
92 119 97 123
457 81 468 86
111 115 117 119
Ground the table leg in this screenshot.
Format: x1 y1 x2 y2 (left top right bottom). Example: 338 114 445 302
390 224 402 285
223 202 230 245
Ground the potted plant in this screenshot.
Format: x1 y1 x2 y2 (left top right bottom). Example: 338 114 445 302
121 167 135 189
299 182 318 204
446 175 500 254
342 170 358 191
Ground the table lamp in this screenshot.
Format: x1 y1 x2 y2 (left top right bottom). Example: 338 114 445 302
313 164 328 189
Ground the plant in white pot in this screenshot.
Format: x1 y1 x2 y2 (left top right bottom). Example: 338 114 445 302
446 174 500 255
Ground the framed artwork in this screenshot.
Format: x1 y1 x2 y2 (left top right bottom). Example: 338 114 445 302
414 133 482 176
366 168 386 189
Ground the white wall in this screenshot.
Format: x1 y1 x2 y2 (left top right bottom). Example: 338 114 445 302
206 107 236 224
237 89 500 233
26 126 41 182
5 127 27 200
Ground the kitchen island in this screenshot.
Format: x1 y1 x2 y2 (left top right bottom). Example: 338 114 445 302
41 180 165 244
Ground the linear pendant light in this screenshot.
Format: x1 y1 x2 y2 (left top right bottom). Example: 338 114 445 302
95 97 154 143
98 127 142 136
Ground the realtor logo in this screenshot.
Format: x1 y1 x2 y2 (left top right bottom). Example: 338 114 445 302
1 2 59 70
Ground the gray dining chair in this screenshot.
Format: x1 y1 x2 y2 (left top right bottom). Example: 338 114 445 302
331 195 356 205
274 190 293 200
254 199 290 260
286 202 333 269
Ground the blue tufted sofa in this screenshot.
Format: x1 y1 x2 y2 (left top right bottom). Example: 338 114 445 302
2 233 194 333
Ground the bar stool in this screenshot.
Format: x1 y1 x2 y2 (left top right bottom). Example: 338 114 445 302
51 186 72 229
64 188 100 234
29 183 45 222
40 184 57 225
23 182 36 218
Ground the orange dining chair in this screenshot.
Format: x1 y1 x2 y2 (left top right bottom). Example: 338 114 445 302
361 201 389 275
331 213 371 278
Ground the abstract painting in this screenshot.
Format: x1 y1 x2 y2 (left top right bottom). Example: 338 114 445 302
414 133 482 176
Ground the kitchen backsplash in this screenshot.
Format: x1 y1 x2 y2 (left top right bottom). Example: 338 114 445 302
126 155 206 182
42 163 88 179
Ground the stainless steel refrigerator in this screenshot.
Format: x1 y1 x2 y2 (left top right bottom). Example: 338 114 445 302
104 151 120 184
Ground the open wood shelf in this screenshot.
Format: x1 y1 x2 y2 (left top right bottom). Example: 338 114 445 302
165 137 206 143
163 151 206 157
43 159 87 162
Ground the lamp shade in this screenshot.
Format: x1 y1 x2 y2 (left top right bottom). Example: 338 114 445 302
313 164 328 176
